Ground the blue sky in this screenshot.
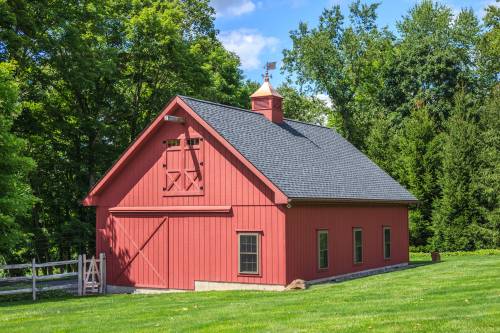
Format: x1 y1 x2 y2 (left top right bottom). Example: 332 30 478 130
211 0 497 85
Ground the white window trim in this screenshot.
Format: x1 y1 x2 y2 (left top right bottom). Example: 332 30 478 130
383 226 391 259
317 230 329 270
353 228 363 264
238 232 260 275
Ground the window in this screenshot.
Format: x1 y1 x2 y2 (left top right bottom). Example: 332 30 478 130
318 230 329 269
167 139 180 148
353 228 363 264
383 227 391 259
186 138 200 147
238 233 260 274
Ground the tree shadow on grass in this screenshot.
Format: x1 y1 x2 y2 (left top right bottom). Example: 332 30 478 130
409 260 438 267
0 289 106 308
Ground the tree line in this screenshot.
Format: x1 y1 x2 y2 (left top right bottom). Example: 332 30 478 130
282 0 499 251
0 0 498 263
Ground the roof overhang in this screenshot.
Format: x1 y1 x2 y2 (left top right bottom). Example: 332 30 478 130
288 197 419 206
82 96 288 206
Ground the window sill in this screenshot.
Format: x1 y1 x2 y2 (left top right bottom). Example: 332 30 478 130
238 273 262 278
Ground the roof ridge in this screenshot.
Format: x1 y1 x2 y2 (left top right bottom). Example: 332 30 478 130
178 95 260 116
180 95 337 131
283 117 332 130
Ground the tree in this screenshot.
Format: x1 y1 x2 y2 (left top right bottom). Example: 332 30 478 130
278 85 332 125
391 1 481 126
282 0 394 148
1 0 251 262
0 62 36 260
432 91 491 251
478 3 500 90
475 87 500 248
394 107 441 248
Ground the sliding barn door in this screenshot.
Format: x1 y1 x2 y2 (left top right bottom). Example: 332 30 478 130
110 215 168 288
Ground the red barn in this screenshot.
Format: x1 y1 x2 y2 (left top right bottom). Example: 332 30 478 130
83 77 417 292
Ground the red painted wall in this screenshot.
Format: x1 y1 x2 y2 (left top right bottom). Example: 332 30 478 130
92 105 410 290
285 205 409 284
94 108 286 289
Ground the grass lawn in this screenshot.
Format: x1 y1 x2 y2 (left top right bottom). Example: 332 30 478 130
0 253 499 332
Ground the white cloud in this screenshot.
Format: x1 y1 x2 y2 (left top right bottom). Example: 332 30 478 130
219 29 279 70
211 0 256 17
316 93 333 108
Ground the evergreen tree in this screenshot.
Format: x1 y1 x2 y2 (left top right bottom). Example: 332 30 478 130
432 91 491 250
476 87 500 248
395 106 441 248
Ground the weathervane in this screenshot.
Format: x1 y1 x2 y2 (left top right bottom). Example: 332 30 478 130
263 61 277 81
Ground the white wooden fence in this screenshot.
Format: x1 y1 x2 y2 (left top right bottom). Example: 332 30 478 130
0 253 106 300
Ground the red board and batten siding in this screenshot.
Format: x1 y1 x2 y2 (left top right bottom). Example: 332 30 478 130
96 108 275 208
285 205 409 284
95 108 286 289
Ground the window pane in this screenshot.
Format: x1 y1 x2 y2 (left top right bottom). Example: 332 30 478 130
319 233 328 249
356 246 362 263
240 253 257 273
355 230 362 246
187 138 200 147
240 235 256 253
384 228 391 258
318 231 328 269
167 139 180 147
354 229 362 263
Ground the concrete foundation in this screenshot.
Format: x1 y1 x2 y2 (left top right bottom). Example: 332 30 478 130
307 262 409 285
107 285 187 294
194 281 285 291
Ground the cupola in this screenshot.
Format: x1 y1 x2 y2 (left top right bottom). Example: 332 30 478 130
250 73 283 123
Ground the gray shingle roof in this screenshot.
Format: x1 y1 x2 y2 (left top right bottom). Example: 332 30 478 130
181 96 417 203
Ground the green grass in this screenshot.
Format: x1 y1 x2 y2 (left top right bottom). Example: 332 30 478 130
0 253 499 332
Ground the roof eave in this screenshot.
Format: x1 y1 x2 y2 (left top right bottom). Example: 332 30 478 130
288 197 419 206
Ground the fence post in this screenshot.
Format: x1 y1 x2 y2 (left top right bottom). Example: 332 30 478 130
82 254 86 295
99 253 103 294
77 255 83 296
31 258 36 301
102 253 106 294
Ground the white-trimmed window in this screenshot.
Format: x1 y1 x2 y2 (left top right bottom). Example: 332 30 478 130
353 228 363 264
383 227 391 259
318 230 329 270
238 233 260 274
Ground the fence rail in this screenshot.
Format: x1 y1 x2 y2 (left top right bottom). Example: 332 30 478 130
0 254 106 300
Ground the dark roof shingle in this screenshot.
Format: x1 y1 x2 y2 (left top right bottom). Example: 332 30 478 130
181 96 417 203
